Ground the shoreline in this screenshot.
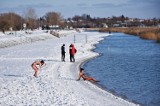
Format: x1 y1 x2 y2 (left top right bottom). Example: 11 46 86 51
79 36 141 105
86 27 160 43
78 36 140 105
98 27 160 43
0 31 140 105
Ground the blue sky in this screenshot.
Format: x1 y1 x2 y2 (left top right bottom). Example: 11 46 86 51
0 0 159 19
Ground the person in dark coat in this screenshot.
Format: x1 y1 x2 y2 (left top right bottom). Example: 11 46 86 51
69 44 77 62
2 28 5 34
61 44 66 62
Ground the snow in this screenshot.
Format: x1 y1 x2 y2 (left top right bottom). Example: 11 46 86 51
0 30 139 106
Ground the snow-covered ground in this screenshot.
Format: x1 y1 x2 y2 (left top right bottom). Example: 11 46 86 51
0 30 76 48
0 30 138 106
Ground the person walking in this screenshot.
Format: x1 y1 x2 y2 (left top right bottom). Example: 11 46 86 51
69 44 77 62
61 44 66 62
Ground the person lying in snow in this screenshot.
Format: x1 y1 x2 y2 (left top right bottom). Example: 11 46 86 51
77 68 100 83
31 60 46 77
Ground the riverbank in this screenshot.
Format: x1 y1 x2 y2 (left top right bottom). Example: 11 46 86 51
87 27 160 43
0 31 138 106
82 32 160 106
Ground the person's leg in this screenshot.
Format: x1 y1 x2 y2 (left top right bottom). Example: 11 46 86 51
86 77 98 83
32 65 38 77
72 55 75 62
63 53 65 61
62 54 64 61
34 70 38 77
70 54 74 62
70 54 72 62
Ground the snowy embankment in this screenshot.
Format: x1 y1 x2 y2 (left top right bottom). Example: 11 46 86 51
0 30 76 48
0 30 139 106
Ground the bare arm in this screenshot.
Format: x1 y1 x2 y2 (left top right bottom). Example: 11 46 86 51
76 71 85 81
40 62 46 68
76 75 81 81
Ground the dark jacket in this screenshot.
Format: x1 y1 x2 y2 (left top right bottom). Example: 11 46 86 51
61 45 65 54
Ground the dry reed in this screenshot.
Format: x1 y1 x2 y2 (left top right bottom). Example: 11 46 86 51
98 27 160 43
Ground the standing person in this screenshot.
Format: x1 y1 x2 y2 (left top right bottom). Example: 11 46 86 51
31 60 46 77
2 28 5 34
61 44 66 62
77 68 100 83
69 44 77 62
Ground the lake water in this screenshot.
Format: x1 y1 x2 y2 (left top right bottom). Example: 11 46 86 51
83 33 160 106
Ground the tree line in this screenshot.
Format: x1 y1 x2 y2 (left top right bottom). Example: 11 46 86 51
0 8 63 31
0 8 159 31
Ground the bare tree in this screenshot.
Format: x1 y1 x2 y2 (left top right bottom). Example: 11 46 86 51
24 8 37 29
0 12 22 30
45 12 63 26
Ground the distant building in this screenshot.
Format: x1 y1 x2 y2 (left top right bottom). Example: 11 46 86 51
102 23 108 28
113 24 120 27
49 25 59 29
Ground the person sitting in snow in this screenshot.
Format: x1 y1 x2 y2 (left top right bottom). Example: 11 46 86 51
31 60 46 77
77 68 100 83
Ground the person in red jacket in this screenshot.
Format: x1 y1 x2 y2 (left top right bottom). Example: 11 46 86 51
69 44 77 62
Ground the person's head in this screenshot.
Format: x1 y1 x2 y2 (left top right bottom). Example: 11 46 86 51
40 60 44 65
80 68 84 72
63 44 65 46
71 43 74 46
72 44 74 47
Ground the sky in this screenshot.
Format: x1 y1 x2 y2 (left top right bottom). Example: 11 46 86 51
0 0 159 19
